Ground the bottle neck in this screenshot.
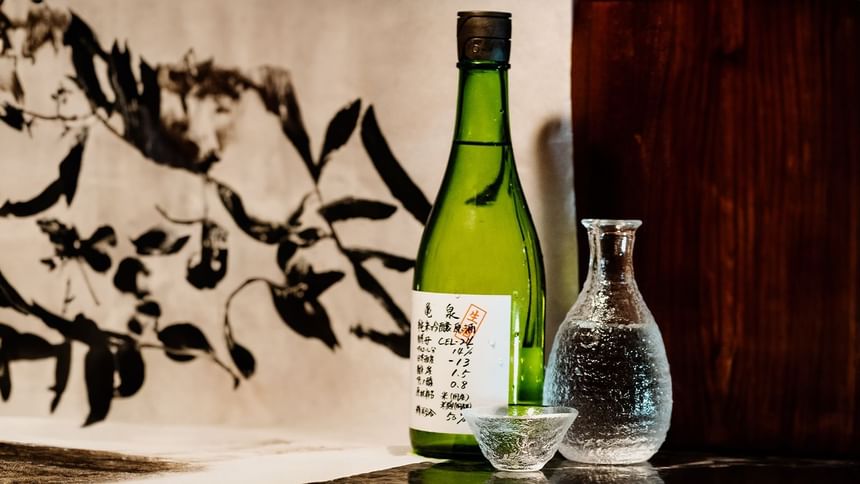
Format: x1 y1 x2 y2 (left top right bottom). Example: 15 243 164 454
585 230 637 286
453 62 511 145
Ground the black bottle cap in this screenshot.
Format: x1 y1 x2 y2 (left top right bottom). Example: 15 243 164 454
457 11 511 63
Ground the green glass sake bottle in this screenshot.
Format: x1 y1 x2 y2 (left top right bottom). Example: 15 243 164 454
410 11 546 459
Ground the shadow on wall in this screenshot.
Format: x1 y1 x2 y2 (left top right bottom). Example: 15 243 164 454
532 116 578 356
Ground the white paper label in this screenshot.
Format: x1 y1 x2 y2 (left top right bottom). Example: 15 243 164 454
410 290 512 434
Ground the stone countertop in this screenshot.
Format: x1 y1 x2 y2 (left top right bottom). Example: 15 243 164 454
325 452 860 483
2 417 859 483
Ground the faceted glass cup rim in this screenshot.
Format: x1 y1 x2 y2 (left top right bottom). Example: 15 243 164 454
463 404 578 420
581 219 642 231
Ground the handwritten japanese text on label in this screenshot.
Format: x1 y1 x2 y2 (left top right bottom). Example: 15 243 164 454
410 291 511 434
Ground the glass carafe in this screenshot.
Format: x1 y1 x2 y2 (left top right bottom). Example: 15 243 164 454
543 219 672 464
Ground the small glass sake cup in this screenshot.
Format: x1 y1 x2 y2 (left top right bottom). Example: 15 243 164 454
463 405 578 472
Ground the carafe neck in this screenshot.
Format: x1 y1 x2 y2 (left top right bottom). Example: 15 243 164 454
585 222 639 287
572 219 649 325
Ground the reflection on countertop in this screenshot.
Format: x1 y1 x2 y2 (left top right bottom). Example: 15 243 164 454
323 452 860 483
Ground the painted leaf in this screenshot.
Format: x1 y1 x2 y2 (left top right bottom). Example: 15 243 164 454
157 322 213 362
278 82 313 167
351 326 409 359
114 341 145 397
136 300 161 318
0 269 30 315
127 317 143 335
28 304 100 345
4 332 54 360
28 303 69 336
187 249 228 289
63 13 111 112
318 197 396 223
108 42 138 131
16 305 102 416
276 240 297 271
0 11 10 57
360 106 431 224
83 345 114 426
227 333 256 379
0 326 11 400
215 183 288 244
82 247 111 273
50 341 71 412
0 103 24 130
131 228 169 251
58 131 87 205
254 66 313 171
0 358 10 401
85 225 116 246
350 260 409 332
317 99 361 178
186 221 228 289
139 59 160 121
10 71 24 103
296 227 322 245
113 257 149 298
0 323 17 340
36 218 74 245
287 193 312 227
284 263 344 297
37 219 81 260
131 227 190 255
70 315 104 351
268 283 338 349
80 225 116 273
344 248 414 272
304 269 345 299
0 180 61 218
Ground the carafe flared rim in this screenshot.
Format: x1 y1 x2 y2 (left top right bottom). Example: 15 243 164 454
581 219 642 232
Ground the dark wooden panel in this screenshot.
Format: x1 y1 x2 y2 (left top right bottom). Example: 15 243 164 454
572 0 860 455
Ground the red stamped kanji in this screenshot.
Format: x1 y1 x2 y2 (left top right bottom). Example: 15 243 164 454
454 304 487 344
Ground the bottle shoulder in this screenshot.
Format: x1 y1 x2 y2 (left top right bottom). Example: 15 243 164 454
414 192 544 291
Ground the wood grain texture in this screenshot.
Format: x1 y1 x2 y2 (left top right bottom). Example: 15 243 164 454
572 0 860 455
